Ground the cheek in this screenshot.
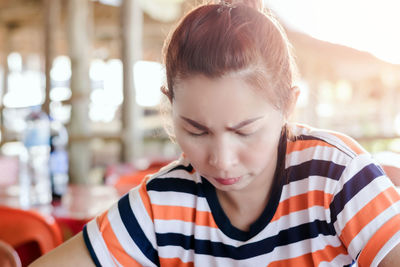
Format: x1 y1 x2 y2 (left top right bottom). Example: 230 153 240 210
175 131 206 164
240 134 281 167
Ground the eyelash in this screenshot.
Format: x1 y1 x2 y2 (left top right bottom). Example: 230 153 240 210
187 131 252 137
236 132 251 137
188 131 207 137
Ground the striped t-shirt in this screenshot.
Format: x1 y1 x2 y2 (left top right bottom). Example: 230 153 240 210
83 124 400 266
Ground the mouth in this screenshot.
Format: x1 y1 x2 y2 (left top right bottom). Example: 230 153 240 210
213 177 241 185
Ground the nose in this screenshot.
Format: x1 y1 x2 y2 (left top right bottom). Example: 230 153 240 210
208 136 238 171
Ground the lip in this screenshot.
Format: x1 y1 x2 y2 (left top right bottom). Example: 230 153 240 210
214 177 241 185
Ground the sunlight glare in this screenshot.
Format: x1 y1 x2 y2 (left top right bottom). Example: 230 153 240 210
51 56 71 82
4 71 43 108
265 0 400 64
134 60 165 107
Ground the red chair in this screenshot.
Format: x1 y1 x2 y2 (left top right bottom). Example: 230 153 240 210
0 205 63 266
114 166 162 195
107 158 175 195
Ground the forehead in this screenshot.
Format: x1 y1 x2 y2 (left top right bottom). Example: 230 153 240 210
175 74 260 98
172 74 281 122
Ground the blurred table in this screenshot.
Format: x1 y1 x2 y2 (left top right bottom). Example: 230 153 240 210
0 184 119 240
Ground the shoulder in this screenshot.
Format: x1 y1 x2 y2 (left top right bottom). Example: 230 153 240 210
287 123 368 160
284 123 378 184
125 156 204 211
142 156 200 192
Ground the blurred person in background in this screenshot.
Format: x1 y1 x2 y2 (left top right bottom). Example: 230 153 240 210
31 0 400 266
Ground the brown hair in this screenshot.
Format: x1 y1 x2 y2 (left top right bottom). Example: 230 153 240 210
162 0 298 116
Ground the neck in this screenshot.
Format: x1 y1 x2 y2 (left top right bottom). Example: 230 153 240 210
216 129 286 231
216 155 278 231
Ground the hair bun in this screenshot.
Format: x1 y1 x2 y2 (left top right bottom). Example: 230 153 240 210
220 0 264 12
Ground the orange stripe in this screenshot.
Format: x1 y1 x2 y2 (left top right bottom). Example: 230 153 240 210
96 209 108 228
330 132 366 155
271 191 333 222
153 204 218 228
340 186 400 247
159 257 194 267
286 139 335 154
97 211 141 266
269 244 348 266
138 177 154 221
358 214 400 266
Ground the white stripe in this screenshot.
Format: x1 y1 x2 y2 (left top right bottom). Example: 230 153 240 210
193 252 272 266
286 145 350 167
280 176 337 201
158 246 194 263
264 205 331 239
148 191 210 211
191 235 344 266
188 235 345 266
108 204 157 267
110 255 123 267
128 188 158 248
312 130 361 157
371 229 400 266
157 169 196 180
334 175 392 236
155 219 243 247
86 219 116 267
347 200 400 258
263 235 344 264
193 253 234 266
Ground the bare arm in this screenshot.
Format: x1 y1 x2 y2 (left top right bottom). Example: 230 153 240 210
29 232 95 267
379 243 400 267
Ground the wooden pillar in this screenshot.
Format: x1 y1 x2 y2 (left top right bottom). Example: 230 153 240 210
43 0 60 115
0 26 11 145
67 0 92 184
121 0 143 163
0 37 8 105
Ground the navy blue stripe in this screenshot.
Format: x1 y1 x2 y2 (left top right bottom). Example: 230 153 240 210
147 177 204 197
295 135 325 142
118 194 160 266
343 261 355 267
156 220 335 259
330 164 384 223
286 159 346 184
169 164 194 173
82 225 102 267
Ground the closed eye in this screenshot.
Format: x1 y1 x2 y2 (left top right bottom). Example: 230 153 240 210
235 131 253 137
188 131 208 137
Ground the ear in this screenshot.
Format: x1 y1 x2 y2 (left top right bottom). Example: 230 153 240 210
161 85 173 102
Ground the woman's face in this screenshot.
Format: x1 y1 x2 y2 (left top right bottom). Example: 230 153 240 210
172 74 285 193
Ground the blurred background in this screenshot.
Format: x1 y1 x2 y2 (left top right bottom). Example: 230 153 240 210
0 0 399 186
1 2 400 265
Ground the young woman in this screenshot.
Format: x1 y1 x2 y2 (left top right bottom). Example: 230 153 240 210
31 0 400 266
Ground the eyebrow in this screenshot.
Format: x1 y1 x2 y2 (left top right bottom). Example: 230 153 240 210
180 116 264 132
